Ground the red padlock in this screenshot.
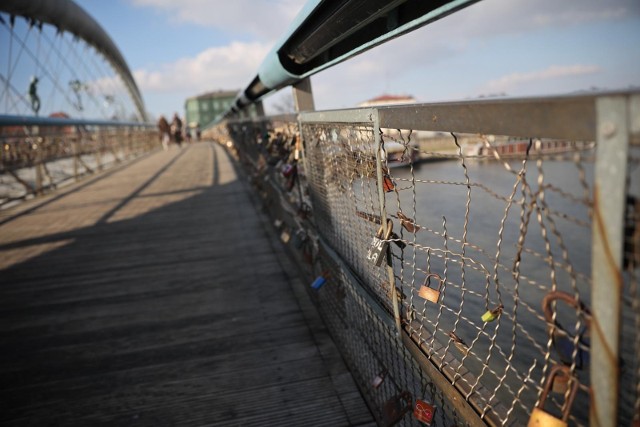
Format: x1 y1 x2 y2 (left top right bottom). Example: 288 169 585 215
414 400 436 425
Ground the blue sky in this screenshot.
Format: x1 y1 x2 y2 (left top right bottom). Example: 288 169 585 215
74 0 640 119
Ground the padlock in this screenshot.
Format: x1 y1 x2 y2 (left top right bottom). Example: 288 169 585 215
383 174 395 192
481 304 504 322
527 365 577 427
382 392 412 426
414 399 436 425
372 371 386 389
418 274 444 303
367 220 393 267
448 331 469 355
390 232 406 249
280 229 290 243
397 211 420 233
282 163 295 177
310 275 327 290
542 291 590 369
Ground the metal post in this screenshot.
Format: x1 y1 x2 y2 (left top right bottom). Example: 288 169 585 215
590 95 630 427
292 77 315 112
73 136 79 180
372 109 403 339
34 138 43 194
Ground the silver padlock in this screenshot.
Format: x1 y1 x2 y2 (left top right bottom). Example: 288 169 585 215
367 219 393 266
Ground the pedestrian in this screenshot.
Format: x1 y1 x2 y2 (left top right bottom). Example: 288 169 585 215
157 115 171 150
171 113 183 147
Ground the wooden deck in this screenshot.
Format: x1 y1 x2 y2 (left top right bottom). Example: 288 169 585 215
0 142 374 426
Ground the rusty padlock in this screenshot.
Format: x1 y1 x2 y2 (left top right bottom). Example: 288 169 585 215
367 219 393 267
414 399 436 425
382 392 412 426
448 331 469 355
418 274 444 303
481 304 504 322
397 211 420 233
542 291 590 369
527 365 578 427
383 173 395 192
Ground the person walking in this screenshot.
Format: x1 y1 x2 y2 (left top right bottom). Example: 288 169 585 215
171 113 183 147
157 115 171 150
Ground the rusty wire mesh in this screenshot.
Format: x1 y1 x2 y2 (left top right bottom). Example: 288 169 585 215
219 102 638 426
0 126 157 204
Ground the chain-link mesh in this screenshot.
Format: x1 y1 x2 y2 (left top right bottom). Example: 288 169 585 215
216 99 638 426
0 125 157 204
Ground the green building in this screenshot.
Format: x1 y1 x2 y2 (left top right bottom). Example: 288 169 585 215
184 90 264 128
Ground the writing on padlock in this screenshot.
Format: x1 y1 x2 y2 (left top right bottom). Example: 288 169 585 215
397 211 420 233
527 365 577 427
481 304 504 322
418 273 444 303
542 291 590 369
367 219 393 267
414 400 436 425
382 392 412 426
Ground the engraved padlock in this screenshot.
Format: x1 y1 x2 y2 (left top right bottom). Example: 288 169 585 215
382 392 412 426
414 399 436 425
542 291 590 369
367 219 393 267
481 304 504 322
418 274 444 303
527 365 578 427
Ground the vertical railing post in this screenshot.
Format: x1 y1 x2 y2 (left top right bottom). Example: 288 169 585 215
372 110 403 339
590 95 630 427
293 78 315 112
34 136 43 195
73 134 79 180
293 77 315 193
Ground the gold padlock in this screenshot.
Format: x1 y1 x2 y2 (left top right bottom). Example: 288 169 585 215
418 274 444 303
527 365 578 427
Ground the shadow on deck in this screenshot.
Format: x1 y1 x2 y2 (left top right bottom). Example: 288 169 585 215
0 142 374 426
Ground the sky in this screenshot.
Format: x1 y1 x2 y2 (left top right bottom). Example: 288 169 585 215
74 0 640 119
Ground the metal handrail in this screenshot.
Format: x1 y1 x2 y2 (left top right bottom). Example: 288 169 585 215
0 114 155 129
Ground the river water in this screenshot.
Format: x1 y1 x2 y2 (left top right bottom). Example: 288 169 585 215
383 151 638 424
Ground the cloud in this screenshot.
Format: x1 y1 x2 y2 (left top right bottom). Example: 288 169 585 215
439 0 638 40
133 41 270 94
480 64 601 94
129 0 305 40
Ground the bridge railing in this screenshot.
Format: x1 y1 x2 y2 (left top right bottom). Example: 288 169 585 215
214 91 639 426
0 115 158 205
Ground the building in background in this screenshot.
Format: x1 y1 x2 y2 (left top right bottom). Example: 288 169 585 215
185 90 264 129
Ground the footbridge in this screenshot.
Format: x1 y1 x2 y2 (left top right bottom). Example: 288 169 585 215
1 1 639 426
